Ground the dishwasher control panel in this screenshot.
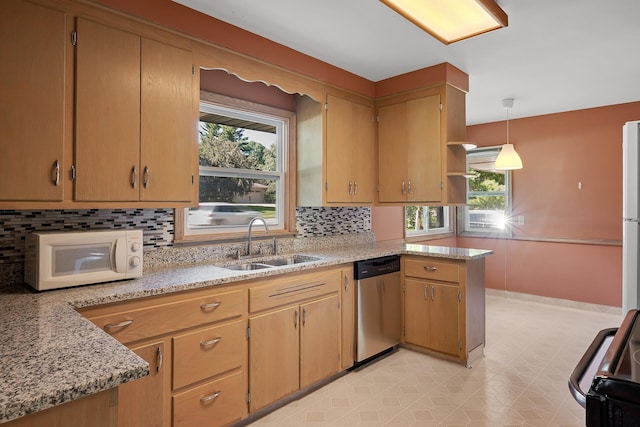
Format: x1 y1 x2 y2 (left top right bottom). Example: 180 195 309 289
354 255 401 280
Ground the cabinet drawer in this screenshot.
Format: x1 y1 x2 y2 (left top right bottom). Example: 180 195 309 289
249 269 340 313
88 289 243 344
173 320 244 390
173 371 244 427
403 258 459 283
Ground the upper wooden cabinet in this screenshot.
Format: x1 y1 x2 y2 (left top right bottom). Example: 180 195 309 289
297 92 375 206
325 94 375 204
0 1 197 208
0 0 66 201
75 19 195 203
376 84 468 206
378 93 442 204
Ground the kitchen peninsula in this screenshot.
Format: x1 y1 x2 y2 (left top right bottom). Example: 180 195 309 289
0 240 491 426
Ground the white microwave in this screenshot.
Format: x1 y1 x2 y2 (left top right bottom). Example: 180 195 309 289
24 229 143 291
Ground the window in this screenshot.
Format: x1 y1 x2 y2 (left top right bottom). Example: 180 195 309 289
405 206 452 237
460 146 511 235
176 93 295 240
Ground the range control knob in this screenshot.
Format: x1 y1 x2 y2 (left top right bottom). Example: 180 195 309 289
129 256 141 268
130 242 140 252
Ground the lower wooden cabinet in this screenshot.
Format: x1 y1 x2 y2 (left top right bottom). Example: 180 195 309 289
248 295 340 412
402 255 486 365
172 371 244 427
78 265 350 426
299 295 340 388
248 305 300 412
404 279 459 355
340 267 355 370
118 341 168 427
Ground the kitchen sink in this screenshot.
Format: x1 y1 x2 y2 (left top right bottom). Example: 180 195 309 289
220 255 323 271
260 255 322 266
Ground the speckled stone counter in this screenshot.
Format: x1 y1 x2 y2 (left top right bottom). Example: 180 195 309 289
0 240 491 424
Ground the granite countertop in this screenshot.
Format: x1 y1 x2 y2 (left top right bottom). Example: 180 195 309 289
0 241 491 423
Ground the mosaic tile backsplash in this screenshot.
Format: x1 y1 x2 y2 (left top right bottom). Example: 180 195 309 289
0 207 371 286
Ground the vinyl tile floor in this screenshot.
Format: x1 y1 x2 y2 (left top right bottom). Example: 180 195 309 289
248 293 622 426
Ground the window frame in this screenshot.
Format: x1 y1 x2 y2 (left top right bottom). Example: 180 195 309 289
174 92 297 243
458 146 513 238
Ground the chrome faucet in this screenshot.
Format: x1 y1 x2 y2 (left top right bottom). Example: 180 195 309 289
247 216 270 256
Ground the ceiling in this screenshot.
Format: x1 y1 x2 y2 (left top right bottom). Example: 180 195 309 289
174 0 640 125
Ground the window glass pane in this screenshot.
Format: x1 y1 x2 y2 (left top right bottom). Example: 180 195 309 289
427 206 445 229
405 206 450 236
463 147 510 233
183 100 287 236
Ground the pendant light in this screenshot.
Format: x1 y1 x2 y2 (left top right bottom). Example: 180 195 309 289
494 98 523 170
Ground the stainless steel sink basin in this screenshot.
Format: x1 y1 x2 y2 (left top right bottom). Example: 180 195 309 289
223 263 272 271
260 255 322 267
220 255 322 271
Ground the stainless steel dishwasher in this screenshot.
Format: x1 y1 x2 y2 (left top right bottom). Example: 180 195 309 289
355 255 402 363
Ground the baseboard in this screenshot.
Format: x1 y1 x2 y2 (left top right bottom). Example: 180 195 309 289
486 288 622 315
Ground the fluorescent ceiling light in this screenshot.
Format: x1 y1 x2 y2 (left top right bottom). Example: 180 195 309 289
380 0 508 44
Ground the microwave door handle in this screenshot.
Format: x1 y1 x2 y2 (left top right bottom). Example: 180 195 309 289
114 237 128 274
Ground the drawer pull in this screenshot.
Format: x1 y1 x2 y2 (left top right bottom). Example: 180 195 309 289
200 391 221 403
423 266 438 272
268 281 326 299
156 346 163 373
200 301 222 311
200 337 222 348
104 319 133 330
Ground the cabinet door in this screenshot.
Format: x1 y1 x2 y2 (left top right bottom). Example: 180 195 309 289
75 18 140 201
406 95 441 203
119 341 167 427
340 269 355 370
352 102 375 203
140 38 194 202
0 1 65 201
300 295 340 388
377 102 408 203
430 283 460 356
404 279 429 348
249 306 300 412
326 94 356 203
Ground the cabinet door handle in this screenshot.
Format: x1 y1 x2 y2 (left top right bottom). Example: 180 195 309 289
401 181 405 194
302 308 307 326
348 181 353 195
104 319 133 330
294 309 299 328
130 166 137 189
156 346 163 373
354 181 358 195
200 337 222 348
407 180 412 195
200 301 222 311
143 166 150 188
424 285 428 300
344 274 350 291
51 160 60 186
200 391 221 403
431 286 435 301
423 265 437 272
